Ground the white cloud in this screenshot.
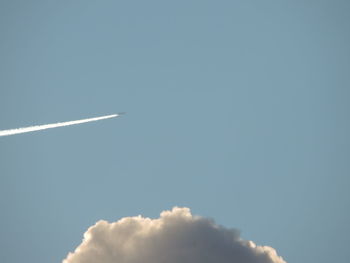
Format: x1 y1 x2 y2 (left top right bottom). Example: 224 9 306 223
63 207 286 263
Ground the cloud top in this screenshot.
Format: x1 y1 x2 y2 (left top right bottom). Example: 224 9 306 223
63 207 286 263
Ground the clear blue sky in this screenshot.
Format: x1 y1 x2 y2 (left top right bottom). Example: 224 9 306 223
1 1 349 262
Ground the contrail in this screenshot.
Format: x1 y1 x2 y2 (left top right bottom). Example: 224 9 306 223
0 113 122 137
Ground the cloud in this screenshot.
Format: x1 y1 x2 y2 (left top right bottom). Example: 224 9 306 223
63 207 286 263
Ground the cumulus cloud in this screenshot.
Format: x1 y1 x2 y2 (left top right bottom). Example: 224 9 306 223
63 207 286 263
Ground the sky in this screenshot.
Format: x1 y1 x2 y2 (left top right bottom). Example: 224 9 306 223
0 0 349 262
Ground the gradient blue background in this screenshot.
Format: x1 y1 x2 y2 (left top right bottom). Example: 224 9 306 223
1 1 349 262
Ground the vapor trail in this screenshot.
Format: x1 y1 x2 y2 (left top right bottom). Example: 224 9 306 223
0 114 120 137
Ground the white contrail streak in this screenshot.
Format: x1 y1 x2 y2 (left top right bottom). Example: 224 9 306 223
0 114 120 137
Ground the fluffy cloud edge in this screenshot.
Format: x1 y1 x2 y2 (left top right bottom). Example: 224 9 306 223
63 207 286 263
